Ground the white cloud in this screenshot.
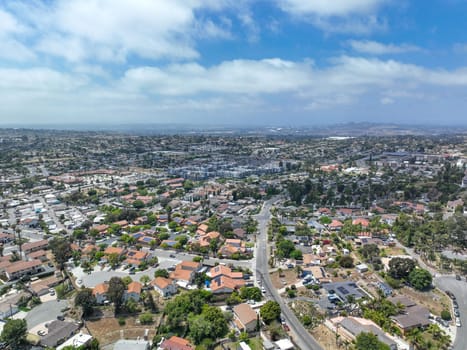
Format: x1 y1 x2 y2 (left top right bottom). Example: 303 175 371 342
278 0 385 17
380 97 394 104
4 0 233 63
348 40 422 55
2 55 467 123
277 0 387 34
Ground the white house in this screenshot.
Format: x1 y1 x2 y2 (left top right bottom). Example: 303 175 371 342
151 277 177 297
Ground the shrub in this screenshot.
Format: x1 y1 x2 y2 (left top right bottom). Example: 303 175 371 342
118 317 126 326
441 310 452 321
139 313 153 325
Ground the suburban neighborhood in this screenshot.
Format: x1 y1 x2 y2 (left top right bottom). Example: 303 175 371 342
0 128 465 350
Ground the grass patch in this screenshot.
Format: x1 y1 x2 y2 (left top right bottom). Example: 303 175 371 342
19 306 31 312
246 337 262 350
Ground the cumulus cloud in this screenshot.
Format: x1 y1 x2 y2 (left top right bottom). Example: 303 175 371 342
3 0 233 63
347 40 422 55
277 0 384 16
277 0 387 34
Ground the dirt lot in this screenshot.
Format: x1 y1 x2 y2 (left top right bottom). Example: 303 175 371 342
270 269 300 289
381 246 407 256
311 324 338 350
86 315 159 346
398 286 450 315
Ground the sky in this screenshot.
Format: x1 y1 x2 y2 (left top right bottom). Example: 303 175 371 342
1 0 467 126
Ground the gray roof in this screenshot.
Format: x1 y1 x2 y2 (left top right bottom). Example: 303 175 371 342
40 320 80 347
324 282 366 301
113 339 150 350
339 318 396 347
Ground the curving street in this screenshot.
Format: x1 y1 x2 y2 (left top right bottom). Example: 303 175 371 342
434 276 466 350
255 199 323 350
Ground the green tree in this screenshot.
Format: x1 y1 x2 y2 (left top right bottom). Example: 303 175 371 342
408 268 432 290
75 288 95 316
49 238 72 271
108 277 126 313
260 301 281 324
107 252 120 269
139 275 150 286
154 269 169 278
139 313 153 324
1 318 27 348
339 255 354 268
355 332 390 350
388 257 415 279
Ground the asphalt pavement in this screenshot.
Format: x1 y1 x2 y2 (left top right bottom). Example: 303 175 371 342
435 276 467 350
255 199 323 350
25 299 69 329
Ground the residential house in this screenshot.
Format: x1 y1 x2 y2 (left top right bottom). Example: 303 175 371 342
40 320 81 348
92 283 109 304
56 333 93 350
233 303 258 333
0 233 13 244
159 336 194 350
210 275 245 294
151 277 177 297
27 249 48 262
170 261 202 287
388 296 430 334
115 339 150 350
104 246 125 257
5 259 43 280
124 281 142 302
330 316 398 350
125 249 148 267
328 220 343 231
218 239 246 258
198 231 220 248
21 239 49 255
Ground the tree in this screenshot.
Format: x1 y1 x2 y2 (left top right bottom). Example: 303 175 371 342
260 300 281 324
75 288 95 316
154 269 169 278
239 287 262 301
408 268 432 290
339 255 354 268
388 257 415 279
139 313 153 324
108 277 125 313
1 318 27 348
360 244 380 261
49 238 72 270
108 253 120 269
355 332 390 350
139 275 150 286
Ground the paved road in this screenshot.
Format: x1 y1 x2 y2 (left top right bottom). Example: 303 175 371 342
25 299 69 329
395 239 464 348
255 199 323 350
435 276 466 350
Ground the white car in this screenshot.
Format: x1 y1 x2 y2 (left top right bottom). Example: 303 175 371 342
456 317 462 327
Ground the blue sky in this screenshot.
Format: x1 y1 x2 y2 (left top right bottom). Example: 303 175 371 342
1 0 467 126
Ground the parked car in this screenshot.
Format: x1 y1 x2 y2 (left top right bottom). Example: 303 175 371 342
456 275 461 281
57 315 65 321
456 317 462 327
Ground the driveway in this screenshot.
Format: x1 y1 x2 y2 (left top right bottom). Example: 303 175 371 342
435 276 467 350
25 299 69 330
